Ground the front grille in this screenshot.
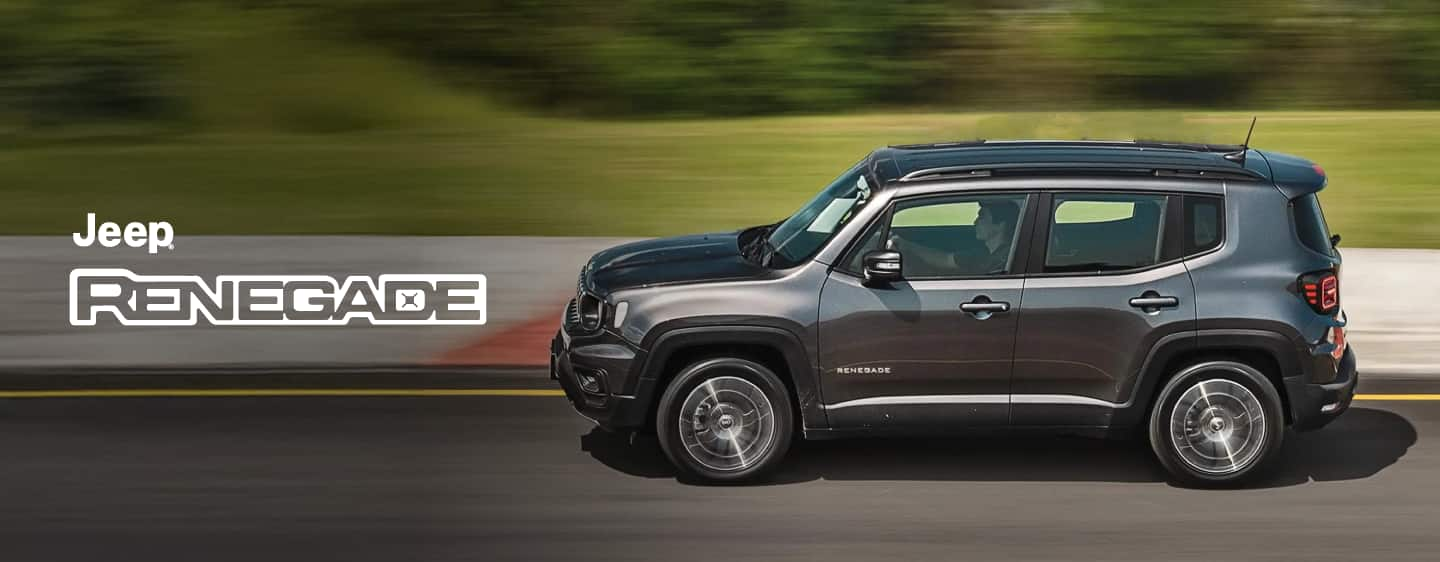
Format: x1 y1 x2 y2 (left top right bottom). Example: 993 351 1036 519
564 298 581 331
565 264 603 335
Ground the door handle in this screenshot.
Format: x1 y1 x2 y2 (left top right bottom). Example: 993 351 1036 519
960 302 1010 313
1129 296 1179 309
960 296 1010 320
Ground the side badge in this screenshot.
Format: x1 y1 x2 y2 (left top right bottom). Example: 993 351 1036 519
835 366 892 375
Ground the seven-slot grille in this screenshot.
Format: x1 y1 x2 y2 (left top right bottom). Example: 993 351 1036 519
565 265 597 334
564 298 582 331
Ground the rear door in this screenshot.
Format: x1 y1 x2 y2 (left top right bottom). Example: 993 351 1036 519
1010 191 1196 427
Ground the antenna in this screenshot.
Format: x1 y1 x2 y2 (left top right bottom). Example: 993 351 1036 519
1223 116 1257 164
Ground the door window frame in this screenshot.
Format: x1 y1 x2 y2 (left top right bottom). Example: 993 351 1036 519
1023 190 1186 278
1182 194 1227 258
833 191 1041 281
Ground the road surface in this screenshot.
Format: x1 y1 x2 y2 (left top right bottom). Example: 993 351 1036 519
1 370 1436 561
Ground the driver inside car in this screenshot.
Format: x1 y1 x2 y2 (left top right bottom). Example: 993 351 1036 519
893 199 1021 276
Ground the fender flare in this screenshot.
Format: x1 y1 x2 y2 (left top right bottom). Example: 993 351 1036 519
1113 328 1302 428
637 322 824 430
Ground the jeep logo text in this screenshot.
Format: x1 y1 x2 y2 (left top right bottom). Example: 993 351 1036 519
73 213 175 254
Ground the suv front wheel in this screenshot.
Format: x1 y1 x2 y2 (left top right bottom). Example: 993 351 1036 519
656 357 794 482
1149 360 1286 487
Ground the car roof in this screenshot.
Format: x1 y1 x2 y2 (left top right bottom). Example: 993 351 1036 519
867 140 1277 186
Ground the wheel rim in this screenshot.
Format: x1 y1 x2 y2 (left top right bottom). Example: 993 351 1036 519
1169 378 1267 475
678 375 777 472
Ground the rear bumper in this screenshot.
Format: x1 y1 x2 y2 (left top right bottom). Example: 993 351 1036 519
551 330 652 431
1287 346 1358 431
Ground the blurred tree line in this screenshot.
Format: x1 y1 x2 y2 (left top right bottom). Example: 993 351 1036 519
4 0 1440 130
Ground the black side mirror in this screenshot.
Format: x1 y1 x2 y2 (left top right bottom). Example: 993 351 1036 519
1330 233 1342 248
862 250 903 285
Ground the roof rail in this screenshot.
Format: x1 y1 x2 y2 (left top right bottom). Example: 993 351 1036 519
888 140 987 150
889 139 1247 153
897 162 1265 183
1131 139 1246 153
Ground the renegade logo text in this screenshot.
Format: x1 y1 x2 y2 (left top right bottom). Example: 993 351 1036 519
836 366 892 375
70 269 486 326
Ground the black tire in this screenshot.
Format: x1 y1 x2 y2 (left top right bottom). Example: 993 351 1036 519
655 357 794 482
1149 360 1286 488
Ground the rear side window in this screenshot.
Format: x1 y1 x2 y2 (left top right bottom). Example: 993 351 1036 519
1184 195 1224 255
1291 193 1335 257
1045 193 1167 272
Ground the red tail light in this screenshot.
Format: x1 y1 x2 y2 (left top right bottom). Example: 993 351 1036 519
1328 324 1347 360
1299 270 1339 314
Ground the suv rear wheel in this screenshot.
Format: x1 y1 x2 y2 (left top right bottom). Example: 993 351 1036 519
656 357 794 482
1149 360 1285 487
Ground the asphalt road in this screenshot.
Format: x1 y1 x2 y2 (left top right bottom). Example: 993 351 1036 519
1 370 1436 562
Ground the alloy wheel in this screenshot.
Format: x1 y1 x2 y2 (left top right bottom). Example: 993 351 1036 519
677 376 778 472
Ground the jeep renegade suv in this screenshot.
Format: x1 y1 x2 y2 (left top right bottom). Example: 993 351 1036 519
551 140 1356 487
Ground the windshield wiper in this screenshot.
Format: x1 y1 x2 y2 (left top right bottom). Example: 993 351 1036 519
759 237 779 268
741 224 775 264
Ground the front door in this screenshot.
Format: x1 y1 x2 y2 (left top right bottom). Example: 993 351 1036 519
818 192 1035 430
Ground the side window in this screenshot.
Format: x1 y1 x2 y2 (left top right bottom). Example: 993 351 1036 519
887 194 1028 278
1184 195 1224 255
1045 193 1168 273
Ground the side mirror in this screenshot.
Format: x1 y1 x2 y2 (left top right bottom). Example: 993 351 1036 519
862 250 903 285
1330 233 1342 248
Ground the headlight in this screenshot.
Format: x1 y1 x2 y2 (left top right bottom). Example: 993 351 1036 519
578 294 602 331
612 301 629 328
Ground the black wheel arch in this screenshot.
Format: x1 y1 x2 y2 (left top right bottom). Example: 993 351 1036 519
1115 328 1304 429
637 319 824 433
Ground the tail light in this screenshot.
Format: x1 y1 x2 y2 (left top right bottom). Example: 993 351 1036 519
1326 322 1347 360
1299 270 1339 315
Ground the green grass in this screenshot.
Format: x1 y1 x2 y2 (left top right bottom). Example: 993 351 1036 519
4 110 1440 248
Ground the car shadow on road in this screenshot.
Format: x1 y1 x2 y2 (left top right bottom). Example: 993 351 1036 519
1261 407 1419 488
580 407 1415 488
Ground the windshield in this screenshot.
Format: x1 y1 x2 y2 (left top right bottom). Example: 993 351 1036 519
765 162 872 268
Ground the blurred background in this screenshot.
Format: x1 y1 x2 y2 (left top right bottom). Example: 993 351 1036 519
5 8 1440 559
2 0 1440 246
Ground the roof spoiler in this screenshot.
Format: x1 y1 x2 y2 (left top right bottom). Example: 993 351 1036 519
1255 150 1328 198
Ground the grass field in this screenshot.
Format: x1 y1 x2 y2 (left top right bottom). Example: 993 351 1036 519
4 110 1439 248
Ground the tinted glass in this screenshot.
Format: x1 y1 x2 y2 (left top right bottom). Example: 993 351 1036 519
1291 193 1335 257
1185 195 1223 255
1045 193 1167 272
887 194 1028 277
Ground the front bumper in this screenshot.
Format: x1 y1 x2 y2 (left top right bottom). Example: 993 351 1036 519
551 329 653 430
1287 345 1358 432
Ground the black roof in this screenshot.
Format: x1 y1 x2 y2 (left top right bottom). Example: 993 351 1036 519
869 140 1274 185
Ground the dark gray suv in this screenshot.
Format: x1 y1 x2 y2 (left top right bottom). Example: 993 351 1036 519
551 140 1357 487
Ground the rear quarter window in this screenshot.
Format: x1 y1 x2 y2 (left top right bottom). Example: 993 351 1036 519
1291 193 1335 257
1184 195 1223 256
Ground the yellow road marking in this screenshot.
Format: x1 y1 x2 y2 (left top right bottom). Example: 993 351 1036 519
0 389 1432 400
0 388 567 398
1355 394 1440 401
